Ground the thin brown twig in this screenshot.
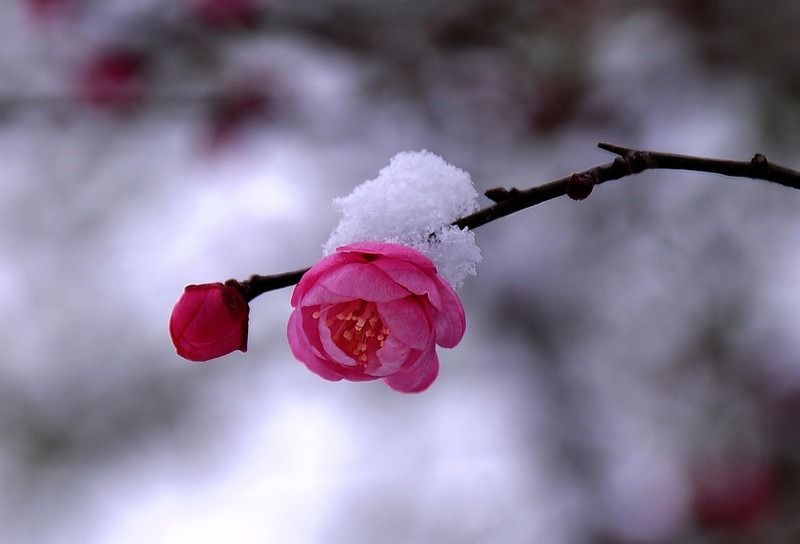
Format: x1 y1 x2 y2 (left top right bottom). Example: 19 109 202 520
233 142 800 301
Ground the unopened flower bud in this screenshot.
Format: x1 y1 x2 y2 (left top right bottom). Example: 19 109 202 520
170 282 249 362
566 172 594 201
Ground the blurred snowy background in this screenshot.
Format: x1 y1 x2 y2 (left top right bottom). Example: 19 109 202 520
2 0 800 542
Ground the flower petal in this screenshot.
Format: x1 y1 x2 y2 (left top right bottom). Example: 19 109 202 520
372 336 411 376
433 276 466 348
383 349 439 393
377 298 431 350
317 308 360 367
287 309 345 381
291 251 363 307
337 241 436 274
372 258 442 309
291 308 378 382
300 282 354 307
319 262 410 302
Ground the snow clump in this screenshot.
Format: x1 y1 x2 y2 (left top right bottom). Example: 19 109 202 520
323 150 481 287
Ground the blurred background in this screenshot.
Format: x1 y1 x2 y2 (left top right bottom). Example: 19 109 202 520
2 0 800 542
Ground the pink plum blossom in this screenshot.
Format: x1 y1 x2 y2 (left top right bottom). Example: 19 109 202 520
78 48 147 112
205 84 273 150
691 461 777 533
193 0 261 30
287 241 466 393
27 0 71 22
170 282 249 362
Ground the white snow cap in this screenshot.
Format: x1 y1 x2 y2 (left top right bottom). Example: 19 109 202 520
324 150 482 287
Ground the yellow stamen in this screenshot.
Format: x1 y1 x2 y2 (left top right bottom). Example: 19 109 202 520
324 300 392 362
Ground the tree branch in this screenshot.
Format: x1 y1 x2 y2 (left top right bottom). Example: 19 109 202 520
232 143 800 301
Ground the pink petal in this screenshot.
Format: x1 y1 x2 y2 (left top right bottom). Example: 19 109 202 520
291 251 363 307
433 276 466 348
287 309 345 381
340 368 382 382
317 308 360 367
372 258 442 309
298 306 327 359
290 308 379 383
372 336 411 375
383 350 439 393
319 262 410 302
337 241 436 274
299 282 354 307
377 298 431 350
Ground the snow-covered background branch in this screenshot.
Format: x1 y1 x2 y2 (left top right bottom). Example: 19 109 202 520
3 1 800 542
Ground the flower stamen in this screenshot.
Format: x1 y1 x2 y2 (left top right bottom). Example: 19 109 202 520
326 300 389 365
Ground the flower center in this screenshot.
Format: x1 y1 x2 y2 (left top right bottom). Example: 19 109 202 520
315 300 389 364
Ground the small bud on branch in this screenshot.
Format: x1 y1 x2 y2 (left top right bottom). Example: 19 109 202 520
566 173 594 201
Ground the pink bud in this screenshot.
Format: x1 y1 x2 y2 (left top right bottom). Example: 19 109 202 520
193 0 261 30
206 86 273 149
170 283 249 362
27 0 71 21
692 462 777 533
79 49 147 111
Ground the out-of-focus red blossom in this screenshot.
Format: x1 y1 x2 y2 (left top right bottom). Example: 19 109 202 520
170 283 249 362
527 78 585 135
79 49 147 112
206 86 273 149
193 0 261 30
287 241 466 393
27 0 71 21
691 462 778 533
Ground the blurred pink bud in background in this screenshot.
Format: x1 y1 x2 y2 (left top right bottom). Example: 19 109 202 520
692 461 777 534
78 48 147 112
26 0 71 22
193 0 261 30
206 84 273 150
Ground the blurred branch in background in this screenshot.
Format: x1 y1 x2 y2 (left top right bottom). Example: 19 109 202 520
8 0 800 146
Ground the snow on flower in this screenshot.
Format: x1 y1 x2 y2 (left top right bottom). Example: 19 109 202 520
287 242 466 393
323 150 481 287
170 282 249 362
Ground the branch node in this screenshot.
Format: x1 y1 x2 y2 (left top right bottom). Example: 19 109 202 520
629 150 648 173
597 142 634 157
485 187 519 202
751 153 768 170
612 156 628 172
609 151 648 176
567 173 595 200
224 278 241 289
225 278 251 300
485 187 509 202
